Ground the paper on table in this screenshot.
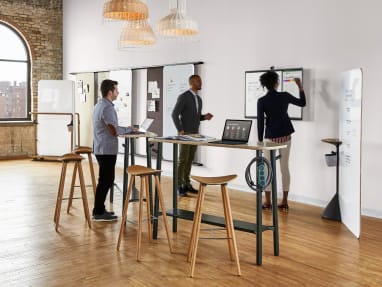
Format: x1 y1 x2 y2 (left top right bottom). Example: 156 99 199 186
178 134 216 142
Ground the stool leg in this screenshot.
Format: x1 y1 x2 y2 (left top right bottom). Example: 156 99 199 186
190 185 206 278
67 162 78 213
188 184 204 263
154 175 173 253
187 183 203 262
144 176 152 242
137 177 145 261
221 184 234 260
87 152 96 196
78 162 91 228
117 175 135 251
222 184 241 276
55 162 67 231
54 162 67 224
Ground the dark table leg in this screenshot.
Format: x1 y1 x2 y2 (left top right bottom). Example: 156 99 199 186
270 150 279 256
152 142 162 239
173 143 178 232
146 138 153 216
122 138 129 211
256 150 263 265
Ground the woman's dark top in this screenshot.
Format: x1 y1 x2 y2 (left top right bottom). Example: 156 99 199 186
257 89 306 142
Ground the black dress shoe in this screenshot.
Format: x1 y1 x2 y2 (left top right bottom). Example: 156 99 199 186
185 183 198 193
178 185 188 197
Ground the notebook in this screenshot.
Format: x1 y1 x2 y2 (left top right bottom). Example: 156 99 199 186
209 119 252 145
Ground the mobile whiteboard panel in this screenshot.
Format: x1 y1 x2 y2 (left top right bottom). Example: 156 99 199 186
163 64 194 160
245 68 303 120
38 80 74 113
339 68 362 238
37 80 74 156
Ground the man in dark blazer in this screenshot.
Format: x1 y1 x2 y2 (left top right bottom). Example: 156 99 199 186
172 75 213 196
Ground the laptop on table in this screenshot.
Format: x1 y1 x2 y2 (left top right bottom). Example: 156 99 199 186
210 119 252 145
129 118 154 134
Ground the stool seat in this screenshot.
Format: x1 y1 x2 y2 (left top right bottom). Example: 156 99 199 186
127 165 161 176
59 153 83 162
73 146 93 154
191 174 237 186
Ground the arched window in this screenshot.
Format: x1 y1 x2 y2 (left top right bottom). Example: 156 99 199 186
0 21 31 121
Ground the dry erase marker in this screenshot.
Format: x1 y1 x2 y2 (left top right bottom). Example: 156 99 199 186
283 79 294 82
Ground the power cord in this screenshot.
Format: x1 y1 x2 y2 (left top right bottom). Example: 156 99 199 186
245 156 273 192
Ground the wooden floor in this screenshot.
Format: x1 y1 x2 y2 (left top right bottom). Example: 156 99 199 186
0 159 381 286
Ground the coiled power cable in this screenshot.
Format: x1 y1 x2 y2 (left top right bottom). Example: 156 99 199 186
245 155 273 192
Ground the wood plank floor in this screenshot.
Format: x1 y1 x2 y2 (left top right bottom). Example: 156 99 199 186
0 159 381 286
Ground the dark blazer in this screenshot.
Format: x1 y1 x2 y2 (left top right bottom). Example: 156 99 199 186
257 90 306 141
172 90 205 133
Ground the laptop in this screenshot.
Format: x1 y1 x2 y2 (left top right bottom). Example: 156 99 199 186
130 118 154 134
210 119 252 145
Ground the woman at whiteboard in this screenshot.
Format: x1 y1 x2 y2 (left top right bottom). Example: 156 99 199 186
257 70 306 211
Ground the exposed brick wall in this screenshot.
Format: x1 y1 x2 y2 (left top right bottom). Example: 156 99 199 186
0 0 63 157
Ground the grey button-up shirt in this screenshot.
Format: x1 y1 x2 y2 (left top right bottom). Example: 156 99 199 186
93 98 132 155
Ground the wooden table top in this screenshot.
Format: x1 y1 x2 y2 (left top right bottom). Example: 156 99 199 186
119 132 157 139
149 137 286 151
321 138 342 145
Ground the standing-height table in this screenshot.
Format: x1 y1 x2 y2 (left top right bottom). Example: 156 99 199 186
148 137 286 265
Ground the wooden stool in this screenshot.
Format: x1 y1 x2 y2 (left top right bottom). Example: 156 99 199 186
67 146 96 213
117 165 173 261
187 174 241 277
72 146 96 195
54 153 92 231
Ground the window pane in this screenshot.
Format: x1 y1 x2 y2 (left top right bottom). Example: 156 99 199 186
0 24 27 61
0 62 28 119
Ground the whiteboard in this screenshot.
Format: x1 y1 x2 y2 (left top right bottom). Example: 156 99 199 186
37 80 74 156
245 68 303 120
163 64 194 160
339 68 363 238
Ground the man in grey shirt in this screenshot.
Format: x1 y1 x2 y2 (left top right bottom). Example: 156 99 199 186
92 79 134 221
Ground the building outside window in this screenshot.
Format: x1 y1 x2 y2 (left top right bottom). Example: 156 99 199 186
0 21 31 121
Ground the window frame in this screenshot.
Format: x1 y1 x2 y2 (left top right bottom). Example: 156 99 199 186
0 21 31 122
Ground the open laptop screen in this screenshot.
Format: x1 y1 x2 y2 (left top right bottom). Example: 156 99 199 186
140 118 154 131
222 119 252 142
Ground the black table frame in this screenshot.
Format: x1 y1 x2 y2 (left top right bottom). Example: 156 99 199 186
149 140 280 265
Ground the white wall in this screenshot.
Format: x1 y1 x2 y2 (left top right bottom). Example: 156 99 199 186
63 0 382 218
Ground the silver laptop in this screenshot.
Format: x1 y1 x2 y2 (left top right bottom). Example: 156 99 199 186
139 118 154 132
130 118 154 134
210 119 252 145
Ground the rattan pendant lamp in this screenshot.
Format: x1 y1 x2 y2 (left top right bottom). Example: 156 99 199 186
103 0 149 21
157 0 199 37
119 19 156 48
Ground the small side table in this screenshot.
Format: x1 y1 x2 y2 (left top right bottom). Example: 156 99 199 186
321 138 342 221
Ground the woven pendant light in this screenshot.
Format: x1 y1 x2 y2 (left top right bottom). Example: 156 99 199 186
157 0 198 37
119 19 156 48
103 0 149 21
